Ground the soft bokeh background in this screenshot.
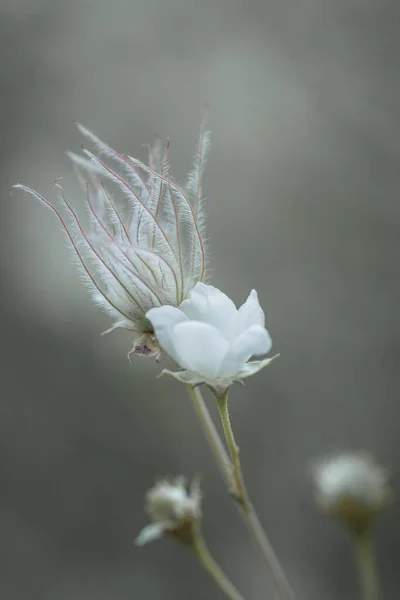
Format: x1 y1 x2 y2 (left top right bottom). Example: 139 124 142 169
1 0 400 598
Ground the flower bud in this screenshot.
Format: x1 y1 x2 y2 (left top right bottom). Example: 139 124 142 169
311 453 392 534
135 477 201 546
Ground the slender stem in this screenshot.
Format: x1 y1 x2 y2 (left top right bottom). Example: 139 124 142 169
216 391 294 600
216 393 249 507
354 529 380 600
192 528 247 600
187 385 294 600
188 385 232 483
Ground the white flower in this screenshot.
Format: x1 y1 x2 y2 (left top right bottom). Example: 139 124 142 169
146 282 276 392
312 453 392 531
14 123 210 358
135 477 201 546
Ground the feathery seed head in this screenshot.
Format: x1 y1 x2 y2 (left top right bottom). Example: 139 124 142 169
14 122 210 358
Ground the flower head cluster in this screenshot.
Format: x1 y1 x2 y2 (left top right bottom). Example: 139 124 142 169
15 123 210 357
147 282 276 393
312 452 392 533
135 477 202 546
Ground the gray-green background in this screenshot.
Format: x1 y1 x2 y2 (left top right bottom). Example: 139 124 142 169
1 1 399 598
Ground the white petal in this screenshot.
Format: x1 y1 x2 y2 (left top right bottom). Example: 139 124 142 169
172 321 229 377
135 522 168 546
146 306 187 362
179 282 237 338
219 325 272 377
234 289 265 335
235 355 278 379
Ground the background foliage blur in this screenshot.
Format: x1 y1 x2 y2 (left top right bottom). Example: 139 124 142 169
1 1 400 598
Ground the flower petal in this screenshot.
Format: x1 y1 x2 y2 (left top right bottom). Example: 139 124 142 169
172 321 229 377
146 306 188 362
135 522 169 546
219 325 272 377
234 289 265 335
179 282 237 339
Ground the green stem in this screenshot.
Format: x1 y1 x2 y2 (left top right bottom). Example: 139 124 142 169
188 385 232 483
192 528 247 600
216 392 249 508
354 530 380 600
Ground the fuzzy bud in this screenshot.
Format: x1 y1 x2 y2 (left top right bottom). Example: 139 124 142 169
135 477 201 546
312 453 392 534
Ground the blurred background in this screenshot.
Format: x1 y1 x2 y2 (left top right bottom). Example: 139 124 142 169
1 0 400 598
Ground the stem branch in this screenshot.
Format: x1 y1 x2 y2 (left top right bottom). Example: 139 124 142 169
188 385 294 600
216 391 294 600
192 528 247 600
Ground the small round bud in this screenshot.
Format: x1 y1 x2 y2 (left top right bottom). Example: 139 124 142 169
136 477 202 546
311 453 392 534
